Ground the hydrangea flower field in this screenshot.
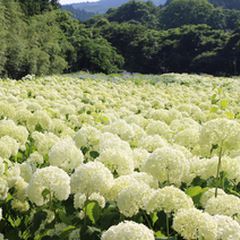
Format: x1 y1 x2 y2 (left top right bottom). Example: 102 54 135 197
0 73 240 240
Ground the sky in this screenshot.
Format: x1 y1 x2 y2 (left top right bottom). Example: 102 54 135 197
60 0 99 5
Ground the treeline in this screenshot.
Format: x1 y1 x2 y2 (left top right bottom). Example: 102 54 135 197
1 0 240 79
0 0 123 79
209 0 240 9
87 0 240 75
104 0 240 30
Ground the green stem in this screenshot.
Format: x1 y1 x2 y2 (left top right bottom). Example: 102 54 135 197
166 213 170 239
215 145 223 198
143 211 152 230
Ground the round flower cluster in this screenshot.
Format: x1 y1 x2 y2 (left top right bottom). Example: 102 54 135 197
205 194 240 220
173 208 217 240
49 137 84 171
97 133 134 175
145 186 194 214
117 182 151 217
199 118 240 155
71 161 114 197
101 221 155 240
142 146 190 185
214 215 240 240
27 166 70 206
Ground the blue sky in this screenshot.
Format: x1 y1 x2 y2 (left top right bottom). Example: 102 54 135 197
60 0 99 4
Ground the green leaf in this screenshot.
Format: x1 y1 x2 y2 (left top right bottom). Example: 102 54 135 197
186 186 208 206
90 151 100 159
99 204 120 229
151 212 158 225
186 186 203 197
85 201 102 224
30 211 48 232
57 209 72 225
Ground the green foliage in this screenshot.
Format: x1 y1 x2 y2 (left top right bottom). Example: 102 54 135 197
160 0 217 29
17 0 60 16
0 1 123 79
106 1 159 28
209 0 240 9
1 0 240 78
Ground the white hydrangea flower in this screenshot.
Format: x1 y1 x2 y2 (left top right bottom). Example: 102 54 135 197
148 109 171 124
200 188 226 208
190 156 218 180
19 162 33 183
170 117 200 133
97 148 134 176
0 102 15 119
74 125 101 149
142 146 190 185
0 178 8 200
74 193 87 209
145 120 172 140
49 137 84 171
174 127 200 150
0 157 4 176
27 110 52 132
27 166 70 206
11 199 30 212
99 132 132 154
27 151 44 165
222 156 240 184
101 221 155 240
108 175 139 201
173 208 217 240
31 131 59 155
71 161 114 197
199 118 240 155
145 186 193 214
0 119 29 146
205 194 240 221
214 215 240 240
89 192 106 208
117 182 151 217
103 119 135 141
132 148 150 169
12 108 32 125
0 136 20 159
97 133 134 175
138 135 167 152
14 177 28 201
108 172 158 201
5 164 21 188
130 172 158 189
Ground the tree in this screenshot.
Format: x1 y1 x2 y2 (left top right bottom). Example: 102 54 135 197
100 22 148 71
26 11 69 76
0 1 7 76
17 0 59 16
3 0 29 79
219 28 240 75
160 0 215 29
209 0 240 10
106 1 159 28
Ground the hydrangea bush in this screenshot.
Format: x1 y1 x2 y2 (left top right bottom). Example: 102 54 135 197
0 72 239 239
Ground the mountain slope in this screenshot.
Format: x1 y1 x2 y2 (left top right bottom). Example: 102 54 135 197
63 0 166 14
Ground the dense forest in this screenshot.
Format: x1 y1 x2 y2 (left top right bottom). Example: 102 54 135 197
1 0 240 79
